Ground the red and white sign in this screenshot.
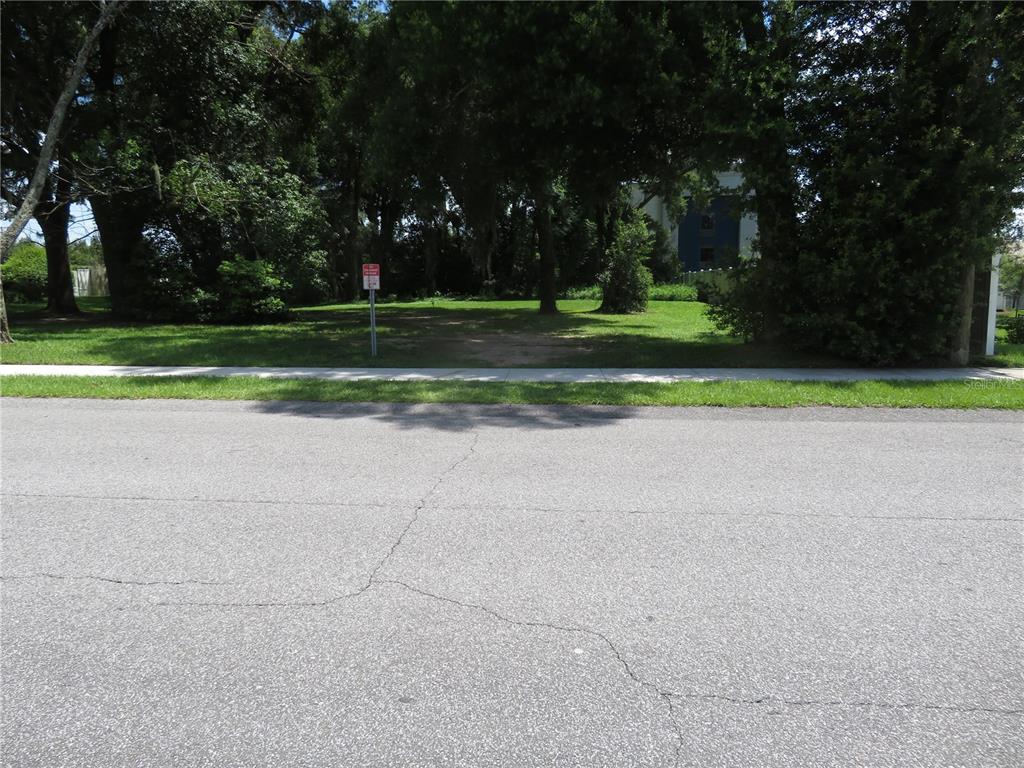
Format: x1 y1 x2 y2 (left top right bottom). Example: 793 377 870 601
362 263 380 290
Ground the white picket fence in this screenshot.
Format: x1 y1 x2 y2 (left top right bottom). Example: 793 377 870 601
72 265 109 297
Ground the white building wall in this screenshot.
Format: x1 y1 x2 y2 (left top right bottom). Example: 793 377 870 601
631 188 678 245
632 172 757 261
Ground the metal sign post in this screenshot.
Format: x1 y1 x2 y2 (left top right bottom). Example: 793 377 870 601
362 263 381 357
369 286 377 357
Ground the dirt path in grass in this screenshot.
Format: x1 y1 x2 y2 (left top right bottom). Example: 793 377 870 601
389 333 593 366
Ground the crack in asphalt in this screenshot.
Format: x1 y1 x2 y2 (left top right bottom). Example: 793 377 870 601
18 430 683 762
670 692 1024 717
145 431 481 610
364 431 480 587
379 577 684 766
0 572 226 587
90 429 682 761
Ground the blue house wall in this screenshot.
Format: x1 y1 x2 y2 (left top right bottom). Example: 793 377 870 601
678 196 742 270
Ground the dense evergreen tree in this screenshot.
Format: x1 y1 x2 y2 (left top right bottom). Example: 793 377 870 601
708 1 1023 363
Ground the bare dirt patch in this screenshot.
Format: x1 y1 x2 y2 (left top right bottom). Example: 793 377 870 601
391 333 592 366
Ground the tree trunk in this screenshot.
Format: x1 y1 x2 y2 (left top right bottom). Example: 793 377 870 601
424 221 439 296
39 203 78 315
532 179 558 314
347 171 362 300
949 262 975 366
595 202 607 268
0 279 12 344
458 178 498 291
36 163 78 315
91 194 146 317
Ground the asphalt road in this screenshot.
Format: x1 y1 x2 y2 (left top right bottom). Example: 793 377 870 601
1 399 1022 767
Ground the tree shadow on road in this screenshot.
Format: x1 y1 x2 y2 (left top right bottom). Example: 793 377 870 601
248 400 641 432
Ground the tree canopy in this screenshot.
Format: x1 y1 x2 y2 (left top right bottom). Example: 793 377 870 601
2 0 1021 363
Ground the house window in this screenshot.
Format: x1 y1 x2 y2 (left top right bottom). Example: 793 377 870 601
701 214 715 232
700 247 715 264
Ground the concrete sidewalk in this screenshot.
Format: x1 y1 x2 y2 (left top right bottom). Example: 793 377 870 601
2 363 1022 383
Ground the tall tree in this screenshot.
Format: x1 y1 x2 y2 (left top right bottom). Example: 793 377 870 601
71 0 324 317
732 0 801 340
711 1 1024 364
1 0 122 339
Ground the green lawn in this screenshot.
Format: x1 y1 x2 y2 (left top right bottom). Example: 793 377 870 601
4 297 1020 369
2 297 843 368
2 375 1022 409
985 323 1024 367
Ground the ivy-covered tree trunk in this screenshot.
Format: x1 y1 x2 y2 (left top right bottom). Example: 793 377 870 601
532 178 558 314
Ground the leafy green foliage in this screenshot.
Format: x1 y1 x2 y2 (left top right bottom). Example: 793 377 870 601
166 157 329 305
215 257 289 323
1005 314 1024 345
68 239 104 268
1000 247 1024 306
564 283 697 302
1 242 48 301
599 211 654 314
47 0 328 321
708 2 1024 364
651 283 698 302
704 265 768 344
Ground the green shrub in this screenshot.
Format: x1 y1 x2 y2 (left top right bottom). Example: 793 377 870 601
650 283 698 301
561 282 697 302
704 263 767 343
598 212 654 314
113 232 201 321
180 288 218 324
1006 313 1024 344
559 285 602 300
1 242 48 302
68 239 104 269
215 257 289 323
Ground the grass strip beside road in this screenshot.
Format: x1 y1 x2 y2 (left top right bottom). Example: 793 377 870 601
2 375 1022 409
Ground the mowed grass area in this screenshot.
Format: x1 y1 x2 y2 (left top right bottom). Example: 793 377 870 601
2 375 1022 409
986 320 1024 367
1 297 841 368
4 297 1020 369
